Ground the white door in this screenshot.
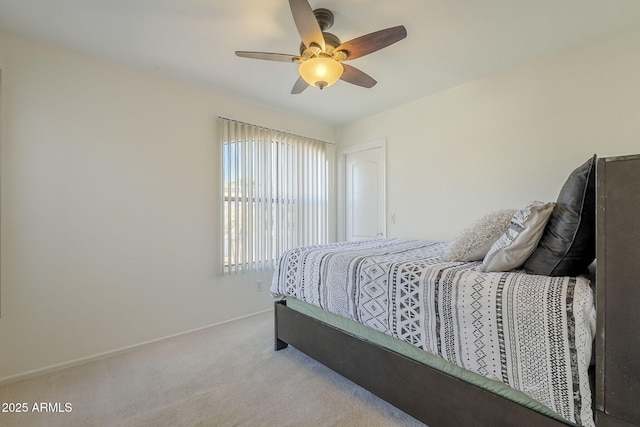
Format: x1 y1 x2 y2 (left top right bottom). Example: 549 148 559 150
343 142 386 241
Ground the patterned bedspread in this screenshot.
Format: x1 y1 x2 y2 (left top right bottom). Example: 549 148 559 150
271 239 596 426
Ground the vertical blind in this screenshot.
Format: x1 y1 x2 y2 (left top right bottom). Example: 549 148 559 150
220 117 329 274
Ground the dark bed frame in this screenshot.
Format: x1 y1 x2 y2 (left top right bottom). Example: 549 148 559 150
273 154 640 427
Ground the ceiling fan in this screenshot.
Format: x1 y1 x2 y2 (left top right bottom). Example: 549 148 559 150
235 0 407 94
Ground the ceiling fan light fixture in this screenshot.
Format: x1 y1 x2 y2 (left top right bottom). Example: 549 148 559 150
299 57 343 90
236 1 407 94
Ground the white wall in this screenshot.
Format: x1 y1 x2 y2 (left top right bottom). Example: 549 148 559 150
337 26 640 242
0 31 335 380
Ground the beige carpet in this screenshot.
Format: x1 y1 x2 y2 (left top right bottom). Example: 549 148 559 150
0 311 425 427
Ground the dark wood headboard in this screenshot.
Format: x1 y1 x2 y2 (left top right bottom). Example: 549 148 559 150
595 154 640 426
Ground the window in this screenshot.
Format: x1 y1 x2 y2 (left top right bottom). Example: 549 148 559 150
220 117 328 274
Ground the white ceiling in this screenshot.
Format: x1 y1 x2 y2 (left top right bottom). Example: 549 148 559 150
2 0 640 126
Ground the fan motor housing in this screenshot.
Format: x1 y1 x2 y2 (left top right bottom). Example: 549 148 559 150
299 9 341 55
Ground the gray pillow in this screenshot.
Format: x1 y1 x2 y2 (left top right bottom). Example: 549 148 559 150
481 201 555 272
442 209 517 262
523 156 597 276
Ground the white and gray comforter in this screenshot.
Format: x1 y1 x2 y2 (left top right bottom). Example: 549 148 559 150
271 239 596 426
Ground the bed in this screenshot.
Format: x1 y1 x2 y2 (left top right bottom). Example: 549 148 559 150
270 154 640 427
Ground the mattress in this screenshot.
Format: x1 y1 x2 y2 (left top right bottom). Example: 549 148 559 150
271 239 596 426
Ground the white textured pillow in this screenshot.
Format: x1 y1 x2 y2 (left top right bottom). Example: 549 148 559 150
481 201 555 272
442 209 517 262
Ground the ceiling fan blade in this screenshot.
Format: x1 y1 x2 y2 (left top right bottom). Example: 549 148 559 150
289 0 325 51
340 64 377 88
235 51 300 63
336 25 407 61
291 76 309 94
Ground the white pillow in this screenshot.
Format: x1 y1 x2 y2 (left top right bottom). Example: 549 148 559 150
442 209 517 262
481 201 555 272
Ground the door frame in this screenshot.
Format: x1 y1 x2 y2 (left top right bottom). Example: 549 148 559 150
338 139 387 241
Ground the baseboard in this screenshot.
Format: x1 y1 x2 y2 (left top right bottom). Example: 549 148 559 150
0 308 273 385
